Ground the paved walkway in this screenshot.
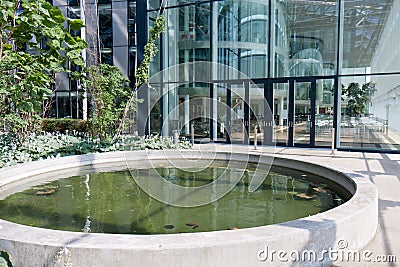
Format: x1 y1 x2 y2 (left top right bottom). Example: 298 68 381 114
194 144 400 267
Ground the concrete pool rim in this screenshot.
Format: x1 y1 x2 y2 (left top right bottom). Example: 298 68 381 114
0 150 378 266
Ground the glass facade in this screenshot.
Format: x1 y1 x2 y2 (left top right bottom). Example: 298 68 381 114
52 0 135 118
138 0 400 152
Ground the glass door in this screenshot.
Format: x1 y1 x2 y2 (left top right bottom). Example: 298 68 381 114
272 81 290 145
293 81 315 146
249 83 265 145
177 82 211 142
226 81 272 145
216 83 229 142
315 79 335 146
270 79 317 147
229 82 249 144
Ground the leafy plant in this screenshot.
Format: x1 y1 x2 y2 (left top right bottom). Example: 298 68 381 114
135 14 166 88
342 81 376 118
42 118 87 133
0 0 86 144
78 64 135 139
115 14 165 137
0 132 191 168
123 135 192 151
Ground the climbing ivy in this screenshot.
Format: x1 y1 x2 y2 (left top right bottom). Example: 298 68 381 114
114 14 165 138
135 14 166 88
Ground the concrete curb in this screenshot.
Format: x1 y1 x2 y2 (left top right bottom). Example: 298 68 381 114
0 150 378 267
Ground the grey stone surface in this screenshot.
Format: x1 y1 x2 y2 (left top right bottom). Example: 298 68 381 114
0 148 379 267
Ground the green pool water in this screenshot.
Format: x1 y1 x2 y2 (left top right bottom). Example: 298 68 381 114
0 161 350 234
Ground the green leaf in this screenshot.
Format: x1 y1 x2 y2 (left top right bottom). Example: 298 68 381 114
68 18 85 31
49 6 65 24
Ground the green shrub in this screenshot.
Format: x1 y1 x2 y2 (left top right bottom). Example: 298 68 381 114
0 133 192 168
41 119 87 133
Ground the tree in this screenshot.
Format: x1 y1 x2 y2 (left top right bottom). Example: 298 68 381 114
342 81 376 118
0 0 86 143
71 9 165 140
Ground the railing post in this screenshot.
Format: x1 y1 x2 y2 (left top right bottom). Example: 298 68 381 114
331 127 335 155
254 125 258 150
191 123 195 146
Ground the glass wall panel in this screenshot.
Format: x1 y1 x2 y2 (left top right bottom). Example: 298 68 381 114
160 0 271 80
164 2 211 67
100 49 113 65
249 84 264 144
128 1 136 47
68 6 81 37
149 0 211 10
148 0 160 10
272 0 338 78
217 0 268 79
149 10 162 76
149 83 162 135
156 2 211 80
339 74 400 151
68 0 78 6
315 79 335 146
177 83 211 141
43 95 57 118
46 91 83 119
273 81 289 144
129 48 136 81
98 0 111 5
230 83 246 143
70 91 80 119
216 83 228 142
294 81 312 145
56 92 72 119
342 0 395 75
98 4 112 48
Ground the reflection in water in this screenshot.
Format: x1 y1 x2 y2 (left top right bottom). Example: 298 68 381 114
0 162 350 235
82 174 91 233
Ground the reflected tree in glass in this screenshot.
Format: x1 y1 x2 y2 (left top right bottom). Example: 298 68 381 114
342 81 376 119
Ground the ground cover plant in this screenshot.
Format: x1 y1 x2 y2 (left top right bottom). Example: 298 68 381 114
0 132 191 168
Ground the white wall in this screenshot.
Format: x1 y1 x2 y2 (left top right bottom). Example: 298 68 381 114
370 0 400 134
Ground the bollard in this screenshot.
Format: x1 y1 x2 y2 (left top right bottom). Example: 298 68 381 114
173 130 179 146
331 127 335 155
254 126 257 150
191 123 195 146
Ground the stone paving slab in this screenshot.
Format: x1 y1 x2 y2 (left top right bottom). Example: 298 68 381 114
194 144 400 267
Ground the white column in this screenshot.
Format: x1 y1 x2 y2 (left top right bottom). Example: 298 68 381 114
80 0 88 120
211 1 218 140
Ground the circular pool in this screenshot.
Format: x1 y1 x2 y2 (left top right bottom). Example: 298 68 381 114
0 150 377 267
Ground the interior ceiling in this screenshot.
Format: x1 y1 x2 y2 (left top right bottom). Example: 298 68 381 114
287 0 394 68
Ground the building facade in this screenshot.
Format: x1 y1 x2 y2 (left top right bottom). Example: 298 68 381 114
53 0 400 152
50 0 137 119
